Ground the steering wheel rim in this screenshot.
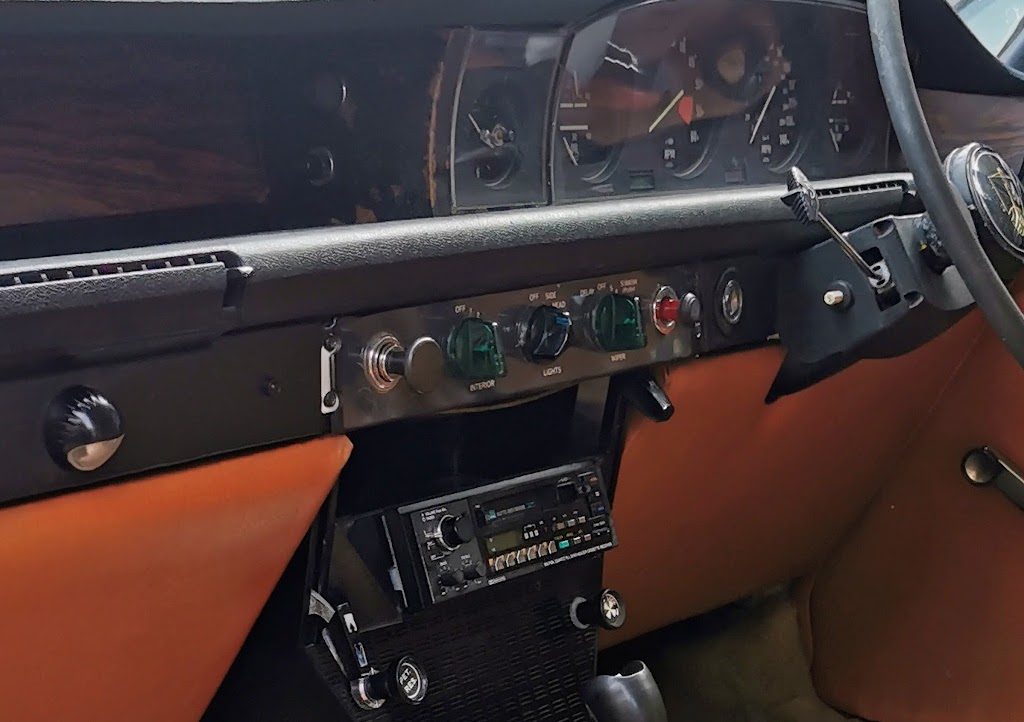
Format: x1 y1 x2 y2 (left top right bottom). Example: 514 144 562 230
867 0 1024 366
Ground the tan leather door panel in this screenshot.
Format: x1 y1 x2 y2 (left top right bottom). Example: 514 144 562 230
0 436 351 722
604 314 980 646
810 304 1024 722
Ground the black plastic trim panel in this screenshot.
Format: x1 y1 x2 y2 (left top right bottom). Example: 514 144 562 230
0 322 328 507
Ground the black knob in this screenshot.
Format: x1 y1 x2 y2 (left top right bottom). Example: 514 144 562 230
680 292 702 323
44 386 124 472
573 589 626 631
384 337 444 394
464 561 487 580
520 305 572 362
439 569 466 587
437 514 475 551
351 656 428 710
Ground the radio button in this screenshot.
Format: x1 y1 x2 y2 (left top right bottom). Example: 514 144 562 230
557 540 571 551
548 541 559 554
504 552 517 568
527 545 539 561
516 549 527 564
538 544 549 558
493 556 506 572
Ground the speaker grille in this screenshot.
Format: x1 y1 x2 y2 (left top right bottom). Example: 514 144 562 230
312 559 601 722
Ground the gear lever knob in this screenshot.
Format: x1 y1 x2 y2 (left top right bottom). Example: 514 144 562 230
584 661 668 722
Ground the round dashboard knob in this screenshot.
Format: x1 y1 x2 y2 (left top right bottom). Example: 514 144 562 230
437 514 475 551
44 386 124 472
571 588 626 631
383 337 444 394
351 655 428 709
520 305 572 362
447 318 507 381
586 294 646 352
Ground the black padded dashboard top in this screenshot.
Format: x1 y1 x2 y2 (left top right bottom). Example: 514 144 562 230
0 176 909 367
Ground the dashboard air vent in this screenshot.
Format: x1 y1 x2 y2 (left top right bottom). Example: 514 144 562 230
817 180 907 197
0 252 226 288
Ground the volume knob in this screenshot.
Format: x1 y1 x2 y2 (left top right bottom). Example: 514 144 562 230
436 514 475 551
44 387 124 472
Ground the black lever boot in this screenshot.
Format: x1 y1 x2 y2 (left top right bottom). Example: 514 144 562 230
583 661 668 722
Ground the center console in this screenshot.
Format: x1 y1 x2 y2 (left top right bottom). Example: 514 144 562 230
204 255 776 722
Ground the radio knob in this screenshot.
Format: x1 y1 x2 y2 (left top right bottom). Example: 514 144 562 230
438 569 466 587
585 294 646 352
382 337 444 394
520 305 572 362
436 514 475 551
464 561 487 580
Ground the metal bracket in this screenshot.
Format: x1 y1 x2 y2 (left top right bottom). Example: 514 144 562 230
962 447 1024 510
321 326 341 415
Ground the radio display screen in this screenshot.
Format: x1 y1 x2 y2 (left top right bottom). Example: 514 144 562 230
485 529 523 554
478 486 557 526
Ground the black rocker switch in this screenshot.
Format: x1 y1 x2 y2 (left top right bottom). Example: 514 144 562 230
351 656 429 710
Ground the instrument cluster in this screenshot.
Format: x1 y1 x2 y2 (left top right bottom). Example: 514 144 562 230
551 0 890 201
444 0 891 211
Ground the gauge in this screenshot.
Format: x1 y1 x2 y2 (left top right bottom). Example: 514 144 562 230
462 82 523 188
651 35 716 179
555 70 621 183
743 43 802 172
826 80 870 160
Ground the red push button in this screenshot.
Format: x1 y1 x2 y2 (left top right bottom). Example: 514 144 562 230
655 296 680 326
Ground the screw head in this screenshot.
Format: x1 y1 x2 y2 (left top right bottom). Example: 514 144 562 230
324 335 341 353
323 390 339 408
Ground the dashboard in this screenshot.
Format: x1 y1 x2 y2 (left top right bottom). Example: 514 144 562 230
448 0 890 211
3 0 1024 720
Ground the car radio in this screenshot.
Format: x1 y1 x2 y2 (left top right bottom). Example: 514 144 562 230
383 460 616 609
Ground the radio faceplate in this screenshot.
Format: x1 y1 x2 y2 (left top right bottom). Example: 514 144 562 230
395 461 616 607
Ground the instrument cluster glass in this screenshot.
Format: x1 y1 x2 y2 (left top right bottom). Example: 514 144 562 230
551 0 890 202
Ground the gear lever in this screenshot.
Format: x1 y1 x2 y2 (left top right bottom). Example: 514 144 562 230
583 661 668 722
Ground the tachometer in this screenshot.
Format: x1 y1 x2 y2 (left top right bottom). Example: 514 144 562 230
743 43 802 172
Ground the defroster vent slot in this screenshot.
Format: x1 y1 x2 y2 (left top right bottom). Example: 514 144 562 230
0 250 247 362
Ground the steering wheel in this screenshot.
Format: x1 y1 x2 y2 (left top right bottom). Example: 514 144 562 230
867 0 1024 365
